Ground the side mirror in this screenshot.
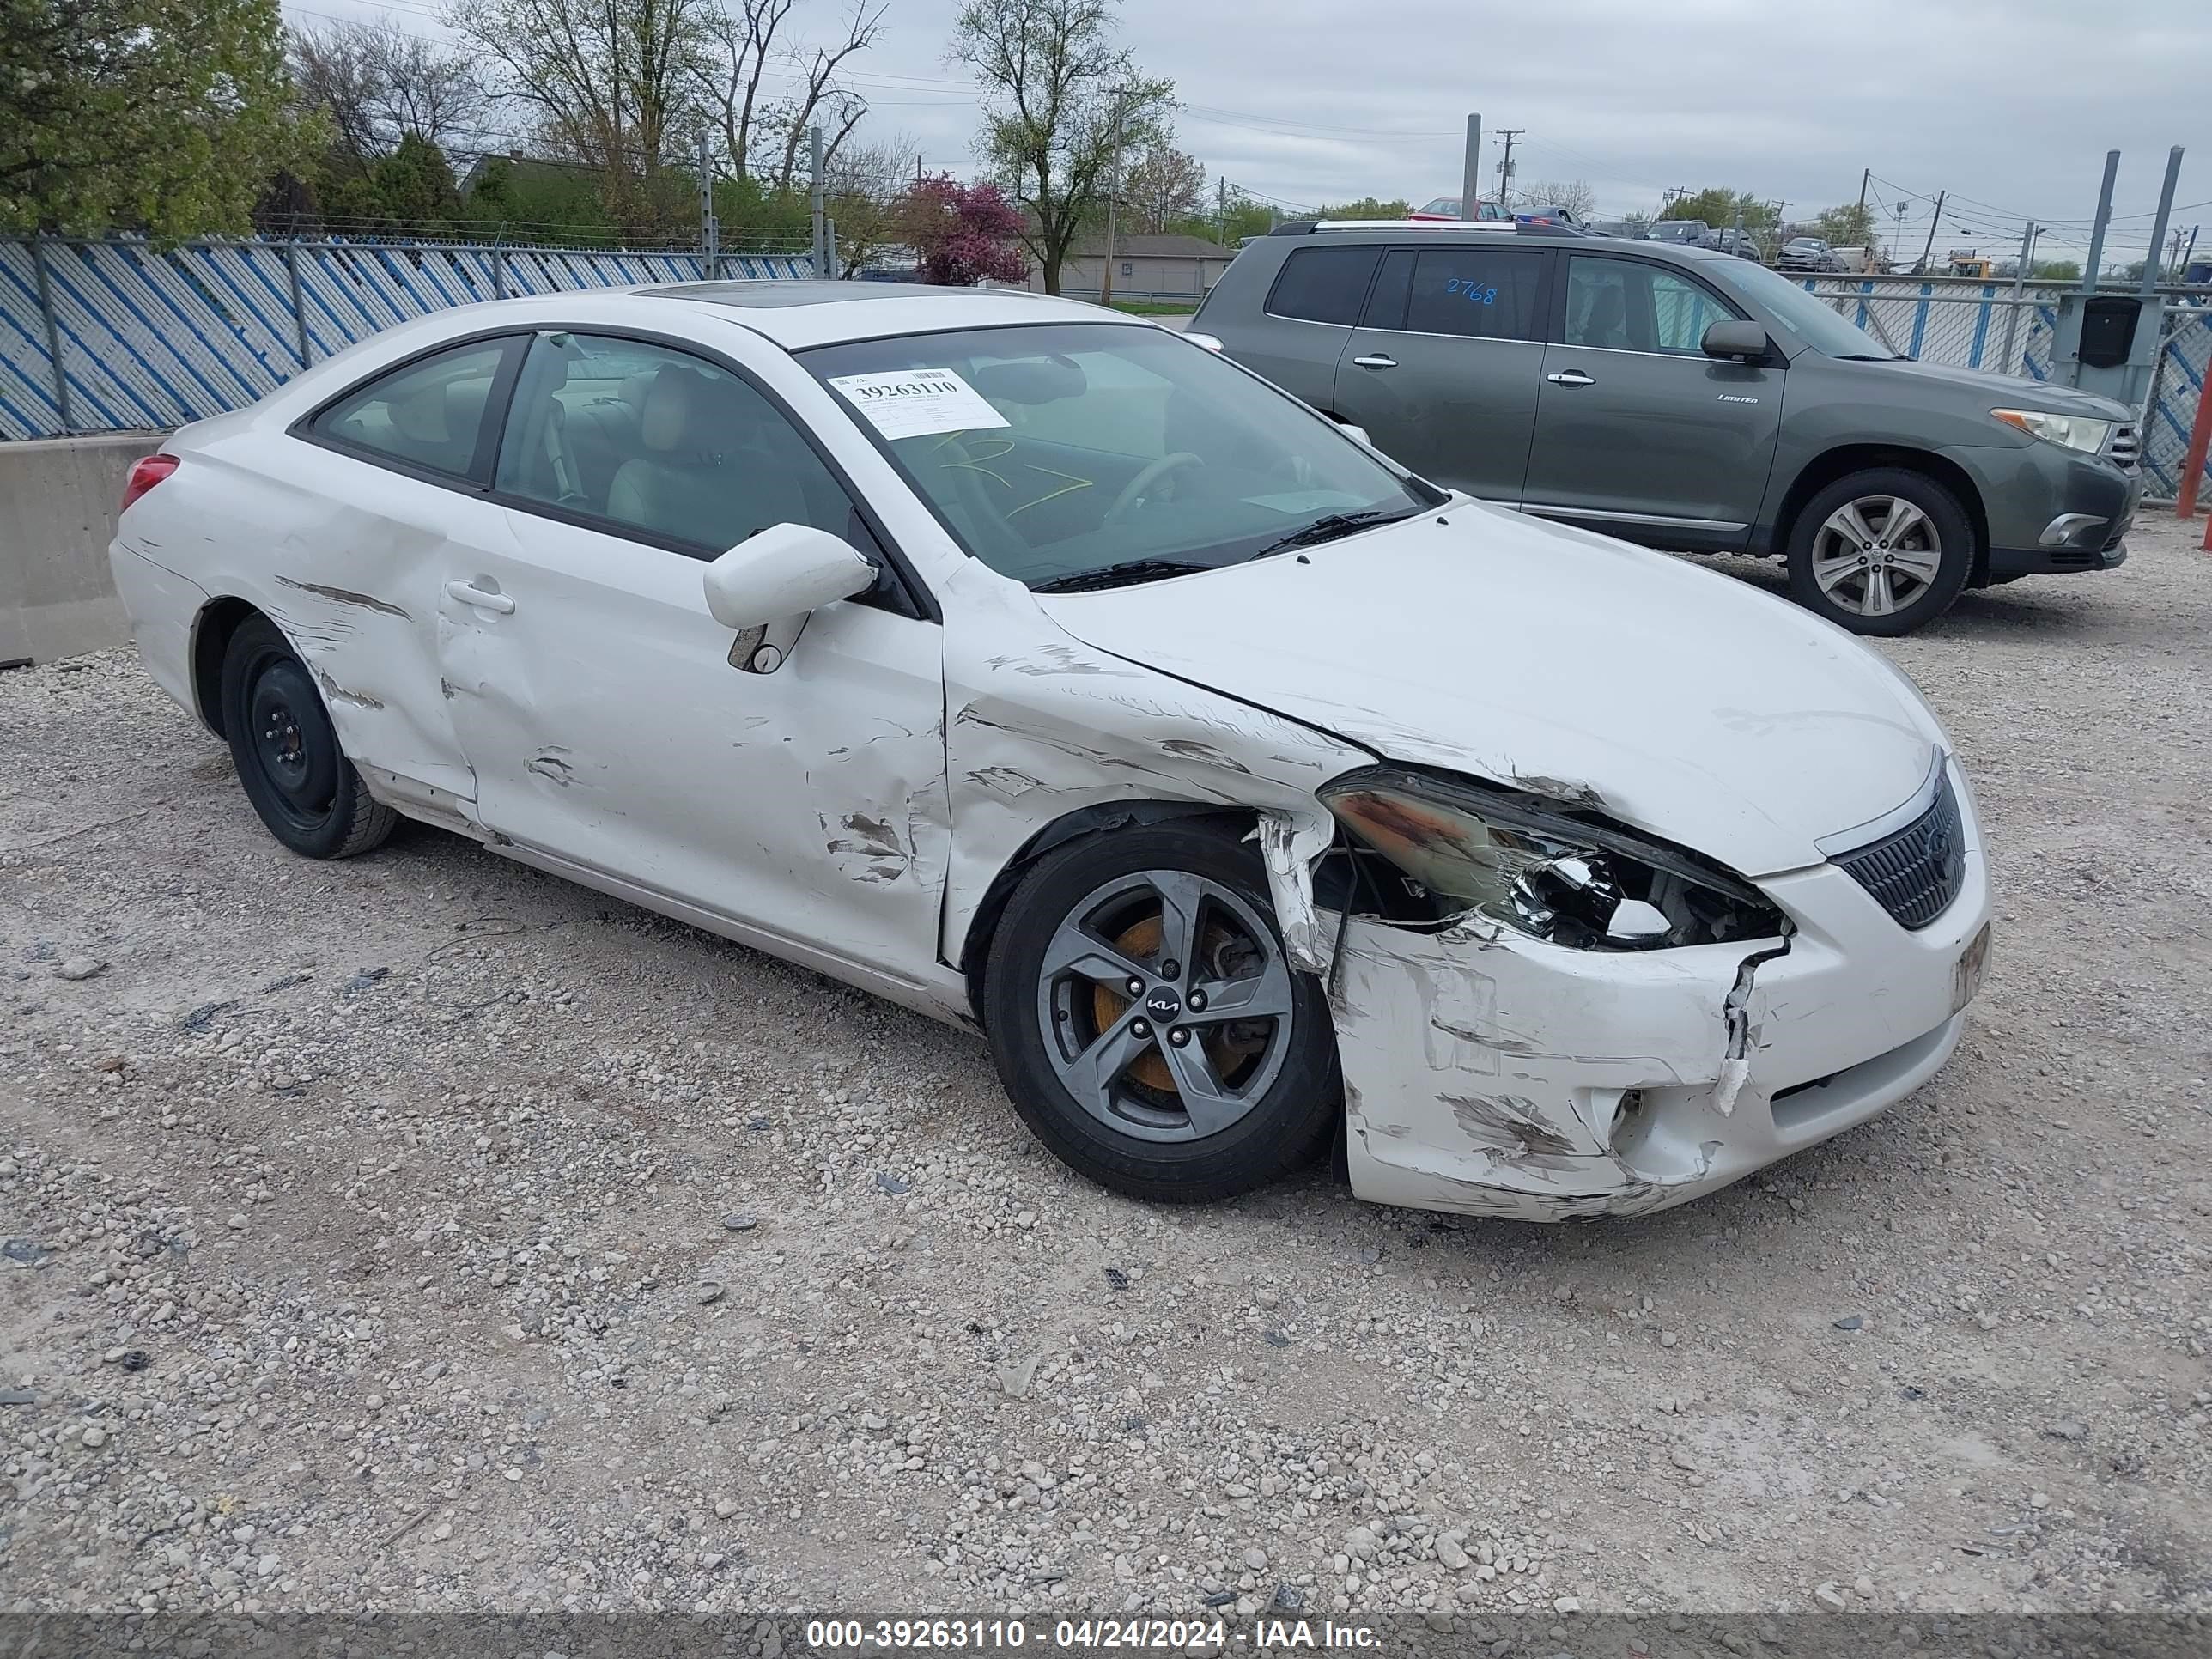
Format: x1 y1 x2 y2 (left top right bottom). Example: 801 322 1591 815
702 523 877 674
1702 319 1773 362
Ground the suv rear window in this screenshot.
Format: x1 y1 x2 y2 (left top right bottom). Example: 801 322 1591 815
1266 246 1380 326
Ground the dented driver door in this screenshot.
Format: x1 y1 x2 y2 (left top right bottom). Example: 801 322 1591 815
435 331 950 988
439 508 950 983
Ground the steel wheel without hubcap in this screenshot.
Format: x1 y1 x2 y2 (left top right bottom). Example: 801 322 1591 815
245 658 340 833
1036 869 1296 1142
218 614 398 860
1809 495 1943 619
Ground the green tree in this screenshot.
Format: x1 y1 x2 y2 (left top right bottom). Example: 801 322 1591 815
1659 187 1775 238
3 0 303 236
368 132 462 227
1318 197 1412 220
1814 201 1876 248
951 0 1173 295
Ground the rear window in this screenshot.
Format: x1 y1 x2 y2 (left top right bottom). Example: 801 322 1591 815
308 338 514 480
1266 245 1380 326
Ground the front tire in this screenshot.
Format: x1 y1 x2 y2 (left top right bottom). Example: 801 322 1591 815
219 616 398 860
1785 467 1972 636
982 823 1340 1203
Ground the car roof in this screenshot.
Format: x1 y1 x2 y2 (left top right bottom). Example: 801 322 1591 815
636 280 1133 349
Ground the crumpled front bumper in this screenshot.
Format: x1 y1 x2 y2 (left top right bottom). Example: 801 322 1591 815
1331 764 1991 1222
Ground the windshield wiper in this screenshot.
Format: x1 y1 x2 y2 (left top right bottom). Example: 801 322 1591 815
1030 558 1215 593
1254 507 1417 558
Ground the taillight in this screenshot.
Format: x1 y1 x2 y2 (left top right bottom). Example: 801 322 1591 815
121 453 179 513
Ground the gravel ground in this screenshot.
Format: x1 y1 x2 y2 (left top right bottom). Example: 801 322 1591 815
3 516 2208 1622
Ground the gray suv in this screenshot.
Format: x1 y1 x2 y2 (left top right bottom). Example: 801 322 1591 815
1189 222 2139 634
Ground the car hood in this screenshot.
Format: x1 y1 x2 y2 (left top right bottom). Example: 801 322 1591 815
1036 506 1948 878
1838 356 2136 419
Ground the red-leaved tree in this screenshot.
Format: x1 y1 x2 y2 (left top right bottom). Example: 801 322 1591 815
898 173 1029 286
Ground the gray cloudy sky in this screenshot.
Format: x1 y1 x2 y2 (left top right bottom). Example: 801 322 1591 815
301 0 2209 263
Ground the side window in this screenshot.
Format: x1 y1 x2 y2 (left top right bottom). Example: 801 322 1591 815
495 333 860 556
309 338 514 480
1405 248 1547 341
1361 248 1415 330
1650 268 1741 354
1564 257 1742 355
1266 246 1381 325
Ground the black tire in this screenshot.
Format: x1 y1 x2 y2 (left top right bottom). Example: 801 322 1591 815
1785 466 1973 636
219 615 398 860
982 823 1340 1203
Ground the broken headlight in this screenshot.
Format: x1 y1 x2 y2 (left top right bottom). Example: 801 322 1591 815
1320 767 1785 950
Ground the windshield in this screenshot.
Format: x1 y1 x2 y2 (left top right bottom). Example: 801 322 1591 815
1711 258 1899 358
801 322 1440 590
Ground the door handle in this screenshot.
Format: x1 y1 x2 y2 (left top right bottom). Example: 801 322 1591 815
1352 354 1397 369
1545 369 1597 386
446 579 515 614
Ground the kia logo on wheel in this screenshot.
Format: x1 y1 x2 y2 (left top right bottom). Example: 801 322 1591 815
1144 989 1182 1020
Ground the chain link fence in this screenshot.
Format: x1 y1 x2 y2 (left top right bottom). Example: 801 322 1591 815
1802 276 2212 501
0 235 813 441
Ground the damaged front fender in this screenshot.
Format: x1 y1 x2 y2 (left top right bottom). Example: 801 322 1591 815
939 561 1368 980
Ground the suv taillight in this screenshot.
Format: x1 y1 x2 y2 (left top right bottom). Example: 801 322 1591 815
121 453 179 513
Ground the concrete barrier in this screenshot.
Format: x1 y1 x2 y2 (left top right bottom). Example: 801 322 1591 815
0 431 167 666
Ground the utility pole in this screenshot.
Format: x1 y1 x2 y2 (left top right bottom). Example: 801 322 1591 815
1493 129 1523 209
1855 167 1869 222
1101 87 1131 307
1461 113 1483 215
697 131 720 281
1217 176 1228 246
1914 188 1946 275
809 125 826 278
1998 221 2037 371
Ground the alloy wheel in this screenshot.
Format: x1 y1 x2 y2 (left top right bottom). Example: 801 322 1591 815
1034 869 1295 1143
1808 495 1945 618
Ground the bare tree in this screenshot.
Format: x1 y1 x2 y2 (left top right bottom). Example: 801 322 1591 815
696 0 788 182
289 21 487 161
288 26 386 170
1516 177 1595 219
1120 141 1203 235
360 22 487 150
693 0 880 187
951 0 1172 295
822 133 914 274
768 8 880 193
445 0 708 226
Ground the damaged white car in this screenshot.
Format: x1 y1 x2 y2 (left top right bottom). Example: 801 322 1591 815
110 283 1992 1220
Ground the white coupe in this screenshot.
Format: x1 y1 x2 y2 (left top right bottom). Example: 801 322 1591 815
109 282 1991 1220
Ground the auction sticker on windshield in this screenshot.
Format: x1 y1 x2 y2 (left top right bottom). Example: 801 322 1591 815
829 368 1011 440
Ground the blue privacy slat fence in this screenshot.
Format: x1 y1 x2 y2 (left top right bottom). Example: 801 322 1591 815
0 236 811 441
1800 275 2212 502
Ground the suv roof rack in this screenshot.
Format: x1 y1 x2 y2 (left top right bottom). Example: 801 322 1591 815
1269 218 1582 238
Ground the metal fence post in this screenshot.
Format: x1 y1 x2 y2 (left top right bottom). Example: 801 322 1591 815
30 235 76 434
283 242 313 369
493 240 507 299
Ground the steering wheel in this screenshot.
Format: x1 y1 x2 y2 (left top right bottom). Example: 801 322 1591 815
1104 451 1201 526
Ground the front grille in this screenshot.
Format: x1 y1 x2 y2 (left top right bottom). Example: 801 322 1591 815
2107 424 2139 472
1832 774 1966 929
